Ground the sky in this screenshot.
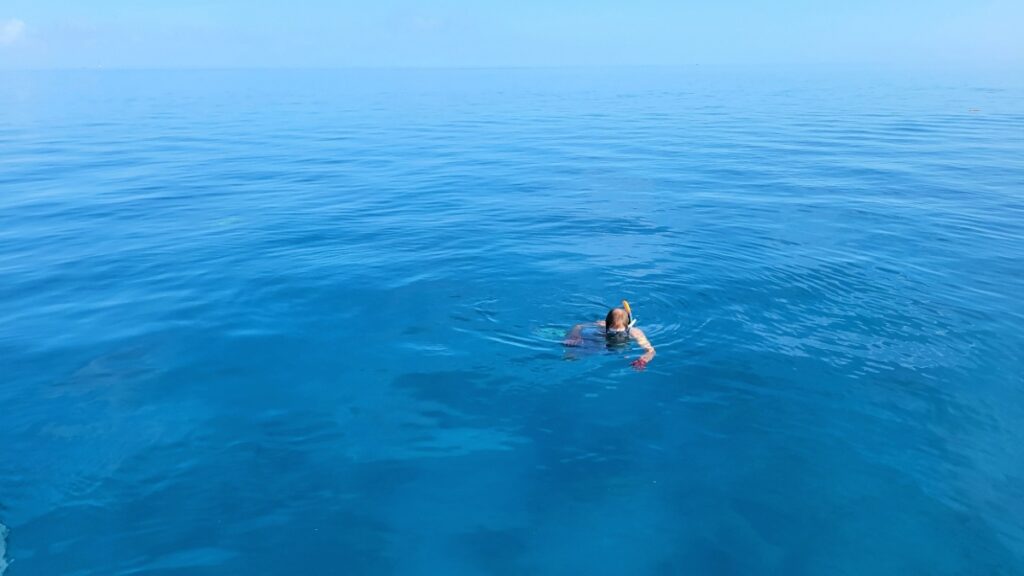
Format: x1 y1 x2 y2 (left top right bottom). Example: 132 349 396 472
0 0 1021 69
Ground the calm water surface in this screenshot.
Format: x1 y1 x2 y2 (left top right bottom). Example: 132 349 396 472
1 68 1023 575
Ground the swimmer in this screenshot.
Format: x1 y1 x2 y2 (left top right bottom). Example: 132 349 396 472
563 300 656 370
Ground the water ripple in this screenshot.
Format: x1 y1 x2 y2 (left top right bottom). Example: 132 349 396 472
1 68 1022 574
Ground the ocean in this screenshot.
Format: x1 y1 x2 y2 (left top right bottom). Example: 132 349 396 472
1 67 1022 575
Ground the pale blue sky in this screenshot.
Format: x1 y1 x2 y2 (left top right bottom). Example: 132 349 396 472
0 1 1021 69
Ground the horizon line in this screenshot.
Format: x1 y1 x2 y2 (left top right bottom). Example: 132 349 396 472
1 61 1022 73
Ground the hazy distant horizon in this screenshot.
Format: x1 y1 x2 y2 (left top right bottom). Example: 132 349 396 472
1 63 1022 76
1 1 1021 70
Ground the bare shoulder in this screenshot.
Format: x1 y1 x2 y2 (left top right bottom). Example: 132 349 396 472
632 328 654 348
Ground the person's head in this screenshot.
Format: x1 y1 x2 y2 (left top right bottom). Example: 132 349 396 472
605 308 629 331
604 307 631 348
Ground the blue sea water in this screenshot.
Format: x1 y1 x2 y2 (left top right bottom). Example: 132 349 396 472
1 67 1023 575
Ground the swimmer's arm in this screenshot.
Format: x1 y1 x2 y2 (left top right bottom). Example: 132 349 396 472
631 327 656 363
564 321 604 346
570 320 605 334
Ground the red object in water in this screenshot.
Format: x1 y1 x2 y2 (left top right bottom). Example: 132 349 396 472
631 358 648 371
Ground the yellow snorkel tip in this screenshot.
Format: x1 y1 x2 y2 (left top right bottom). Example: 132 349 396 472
622 300 636 327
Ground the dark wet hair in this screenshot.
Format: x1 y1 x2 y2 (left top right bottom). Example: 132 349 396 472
605 308 618 328
605 310 630 348
604 308 628 333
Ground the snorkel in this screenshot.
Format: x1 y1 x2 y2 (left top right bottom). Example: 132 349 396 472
622 299 637 330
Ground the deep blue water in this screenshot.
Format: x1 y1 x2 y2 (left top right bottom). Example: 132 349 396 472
1 68 1023 575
